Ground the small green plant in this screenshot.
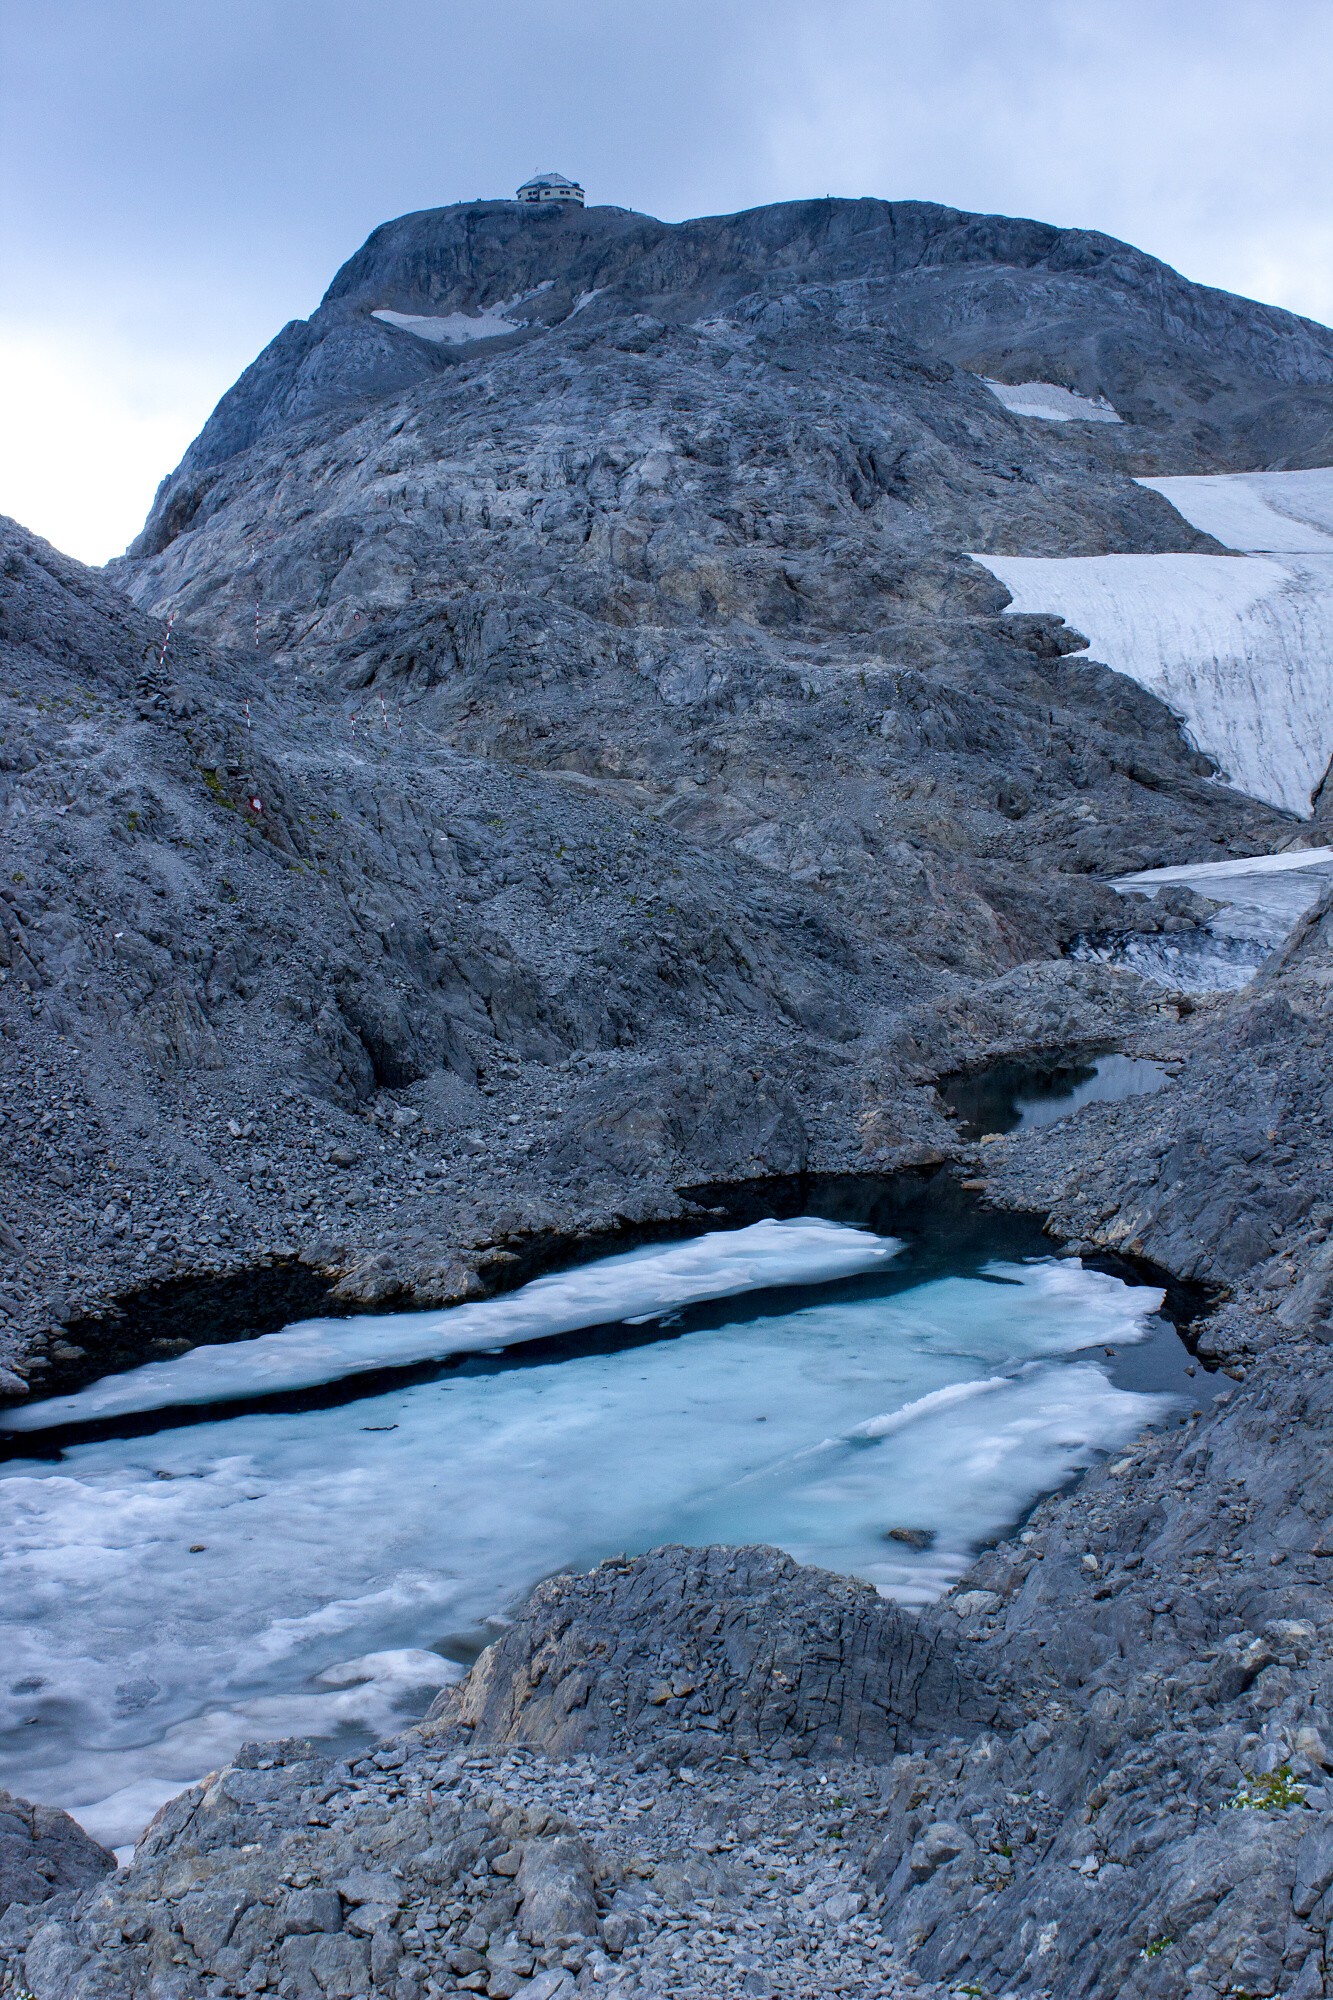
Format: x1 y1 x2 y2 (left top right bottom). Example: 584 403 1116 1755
1141 1937 1173 1960
1228 1763 1306 1811
956 1983 986 1997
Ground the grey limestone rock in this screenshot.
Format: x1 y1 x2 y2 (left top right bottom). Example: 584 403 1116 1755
513 1836 598 1944
430 1542 992 1762
0 1790 114 1917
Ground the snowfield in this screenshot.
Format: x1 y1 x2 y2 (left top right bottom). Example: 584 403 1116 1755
974 469 1333 816
1139 468 1333 552
981 379 1122 423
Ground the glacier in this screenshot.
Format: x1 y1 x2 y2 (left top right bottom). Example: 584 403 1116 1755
974 467 1333 815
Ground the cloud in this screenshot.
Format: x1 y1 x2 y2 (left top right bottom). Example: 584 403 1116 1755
753 0 1333 320
0 323 227 565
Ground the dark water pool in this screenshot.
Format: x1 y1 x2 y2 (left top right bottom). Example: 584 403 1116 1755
938 1051 1169 1140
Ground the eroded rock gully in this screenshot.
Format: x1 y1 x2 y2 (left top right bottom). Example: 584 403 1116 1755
4 191 1333 1997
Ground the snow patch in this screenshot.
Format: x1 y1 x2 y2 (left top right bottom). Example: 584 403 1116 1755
973 545 1333 815
1116 845 1333 887
1139 469 1333 553
982 379 1122 423
373 306 524 346
372 283 557 347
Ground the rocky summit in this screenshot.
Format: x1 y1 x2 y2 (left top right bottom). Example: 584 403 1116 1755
4 193 1333 1999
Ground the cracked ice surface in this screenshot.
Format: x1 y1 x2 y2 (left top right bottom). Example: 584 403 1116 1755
981 379 1122 423
975 493 1333 814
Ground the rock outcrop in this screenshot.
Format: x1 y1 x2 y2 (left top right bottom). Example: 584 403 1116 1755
431 1544 993 1763
0 1791 112 1918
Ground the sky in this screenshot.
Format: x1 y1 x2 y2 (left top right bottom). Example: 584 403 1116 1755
3 0 1332 564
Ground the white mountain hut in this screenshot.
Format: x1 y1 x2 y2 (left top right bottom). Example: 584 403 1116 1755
516 170 585 207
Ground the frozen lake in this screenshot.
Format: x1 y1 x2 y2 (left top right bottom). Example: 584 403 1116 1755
0 1211 1209 1850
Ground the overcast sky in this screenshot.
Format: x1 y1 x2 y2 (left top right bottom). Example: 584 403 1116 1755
4 0 1332 563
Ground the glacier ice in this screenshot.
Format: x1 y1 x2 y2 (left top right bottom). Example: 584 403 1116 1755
1072 845 1333 990
974 542 1333 815
0 1239 1171 1846
1115 846 1333 946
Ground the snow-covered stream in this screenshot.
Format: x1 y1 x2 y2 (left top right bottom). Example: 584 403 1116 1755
1076 844 1333 989
974 468 1333 816
0 1216 1196 1850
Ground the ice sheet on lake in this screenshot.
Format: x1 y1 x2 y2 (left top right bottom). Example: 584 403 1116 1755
2 1218 901 1432
973 545 1333 815
982 379 1122 423
0 1252 1168 1841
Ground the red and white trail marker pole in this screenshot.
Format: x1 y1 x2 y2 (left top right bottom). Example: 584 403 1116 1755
157 609 176 672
